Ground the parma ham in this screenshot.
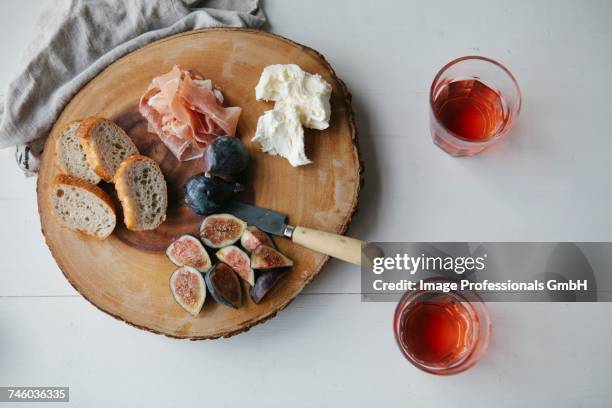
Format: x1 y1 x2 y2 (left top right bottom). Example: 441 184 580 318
139 65 241 161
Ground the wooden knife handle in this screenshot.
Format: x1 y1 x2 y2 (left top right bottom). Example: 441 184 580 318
291 226 365 265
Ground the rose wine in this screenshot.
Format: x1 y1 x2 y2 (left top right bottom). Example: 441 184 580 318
393 283 491 375
432 79 505 142
396 299 473 366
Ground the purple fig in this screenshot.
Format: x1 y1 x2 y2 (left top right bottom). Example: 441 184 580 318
203 136 249 177
184 173 244 216
250 269 286 304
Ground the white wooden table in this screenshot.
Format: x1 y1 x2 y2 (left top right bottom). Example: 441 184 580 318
1 1 611 406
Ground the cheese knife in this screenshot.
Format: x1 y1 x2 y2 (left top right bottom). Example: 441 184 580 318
225 201 367 265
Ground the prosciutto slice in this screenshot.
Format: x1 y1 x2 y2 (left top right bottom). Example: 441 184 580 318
139 65 241 161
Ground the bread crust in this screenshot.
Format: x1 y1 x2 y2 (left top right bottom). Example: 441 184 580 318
115 155 167 231
52 174 116 239
77 117 109 180
55 119 103 184
77 117 137 182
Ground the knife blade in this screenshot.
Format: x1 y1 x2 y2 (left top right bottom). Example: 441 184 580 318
224 202 294 238
224 201 371 266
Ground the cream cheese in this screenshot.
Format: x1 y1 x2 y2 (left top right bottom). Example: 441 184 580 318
255 64 332 130
253 64 332 166
252 105 311 167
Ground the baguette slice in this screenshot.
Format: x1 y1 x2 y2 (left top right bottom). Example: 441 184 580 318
55 121 102 184
78 117 139 182
115 155 168 231
51 174 116 239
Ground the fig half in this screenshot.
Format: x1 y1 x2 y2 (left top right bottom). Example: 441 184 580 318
205 263 242 308
169 266 206 316
250 269 287 304
251 245 293 269
166 234 212 272
200 213 247 248
216 245 255 286
240 226 275 253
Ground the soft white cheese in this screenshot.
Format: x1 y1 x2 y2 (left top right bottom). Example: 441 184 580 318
252 105 311 167
255 64 332 130
253 64 332 166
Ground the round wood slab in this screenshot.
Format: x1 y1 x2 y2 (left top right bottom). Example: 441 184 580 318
37 28 361 339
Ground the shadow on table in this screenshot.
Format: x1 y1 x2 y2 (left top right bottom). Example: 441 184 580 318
344 88 382 242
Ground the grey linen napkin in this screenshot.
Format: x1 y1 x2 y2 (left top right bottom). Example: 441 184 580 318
1 0 266 176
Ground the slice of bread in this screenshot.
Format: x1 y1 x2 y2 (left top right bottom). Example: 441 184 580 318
78 117 139 182
51 174 116 239
115 155 168 231
55 120 102 184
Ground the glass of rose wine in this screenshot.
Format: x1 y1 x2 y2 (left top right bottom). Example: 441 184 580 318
430 56 521 156
393 279 491 375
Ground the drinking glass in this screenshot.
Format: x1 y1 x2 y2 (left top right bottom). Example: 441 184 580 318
393 278 491 375
429 56 521 156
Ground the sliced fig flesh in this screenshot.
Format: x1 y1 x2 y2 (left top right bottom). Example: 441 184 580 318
205 263 242 308
166 235 212 272
216 245 255 286
251 245 293 269
200 213 247 248
169 266 206 316
240 226 275 253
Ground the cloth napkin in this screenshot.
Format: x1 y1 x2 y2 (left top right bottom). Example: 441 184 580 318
0 0 266 176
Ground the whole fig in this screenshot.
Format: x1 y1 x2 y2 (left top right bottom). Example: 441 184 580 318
184 173 244 216
203 136 249 177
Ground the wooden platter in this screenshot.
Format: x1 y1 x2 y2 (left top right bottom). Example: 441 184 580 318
37 28 361 339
